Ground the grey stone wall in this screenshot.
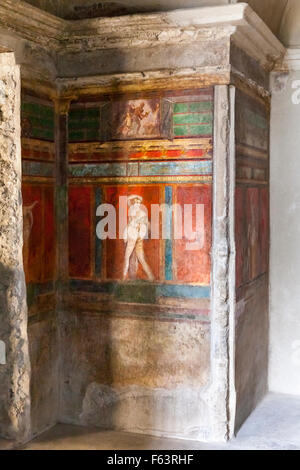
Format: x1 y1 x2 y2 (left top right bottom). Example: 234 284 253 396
0 52 31 441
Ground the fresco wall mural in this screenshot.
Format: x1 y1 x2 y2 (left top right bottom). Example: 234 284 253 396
67 88 213 321
21 92 59 435
21 95 56 315
20 85 270 432
235 91 269 288
234 88 270 430
61 88 214 424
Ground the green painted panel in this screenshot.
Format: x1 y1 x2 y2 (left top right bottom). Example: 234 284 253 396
69 131 85 141
174 125 190 136
173 103 189 113
189 124 212 135
173 113 212 125
189 101 213 112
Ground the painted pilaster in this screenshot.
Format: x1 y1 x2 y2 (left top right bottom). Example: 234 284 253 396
208 84 236 441
54 97 72 421
55 98 72 287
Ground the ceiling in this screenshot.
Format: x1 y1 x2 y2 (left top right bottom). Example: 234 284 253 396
23 0 300 47
23 1 229 19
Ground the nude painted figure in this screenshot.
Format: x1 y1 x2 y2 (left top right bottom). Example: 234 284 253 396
23 201 38 273
123 195 154 281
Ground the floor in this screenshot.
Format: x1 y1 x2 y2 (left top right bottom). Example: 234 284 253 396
2 393 300 450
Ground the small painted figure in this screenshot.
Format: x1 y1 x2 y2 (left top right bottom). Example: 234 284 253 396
144 103 160 134
123 195 154 281
23 201 38 273
131 102 149 133
117 109 133 136
115 100 160 138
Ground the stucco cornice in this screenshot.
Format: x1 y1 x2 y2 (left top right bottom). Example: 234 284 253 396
0 1 285 71
56 65 231 97
276 48 300 71
233 4 286 70
63 3 285 69
0 0 66 48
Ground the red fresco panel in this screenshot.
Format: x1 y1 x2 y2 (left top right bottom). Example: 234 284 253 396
69 186 92 278
22 184 43 283
175 185 212 285
235 187 247 288
247 187 260 281
260 187 269 275
44 186 56 281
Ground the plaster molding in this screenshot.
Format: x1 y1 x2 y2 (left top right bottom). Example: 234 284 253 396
57 66 231 97
54 97 75 115
57 66 271 102
230 68 271 102
21 66 58 100
63 4 285 69
0 2 285 73
232 5 285 70
0 0 66 48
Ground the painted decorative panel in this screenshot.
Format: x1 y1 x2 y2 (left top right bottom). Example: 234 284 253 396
235 187 246 288
67 88 213 321
69 186 92 279
64 88 215 424
235 90 269 289
259 187 269 275
68 184 212 286
21 99 54 141
234 88 270 431
103 185 161 282
69 107 100 142
69 89 213 143
175 185 211 284
110 98 161 140
21 94 56 315
22 183 56 284
235 186 269 288
173 100 213 137
247 187 260 281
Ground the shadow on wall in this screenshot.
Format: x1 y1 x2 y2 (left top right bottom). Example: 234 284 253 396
0 262 30 440
0 262 12 438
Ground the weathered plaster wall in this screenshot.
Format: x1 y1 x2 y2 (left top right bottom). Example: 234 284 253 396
28 313 58 435
61 311 211 437
0 53 31 441
279 0 300 47
235 276 269 430
0 30 57 83
269 69 300 396
57 38 230 79
234 88 270 430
